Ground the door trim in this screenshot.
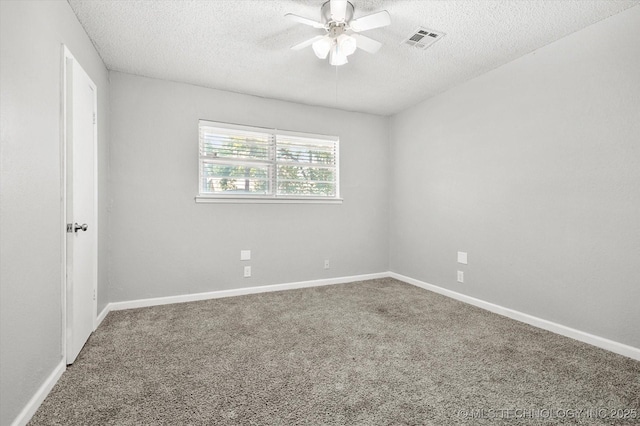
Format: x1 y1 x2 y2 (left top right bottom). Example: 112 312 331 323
61 45 98 364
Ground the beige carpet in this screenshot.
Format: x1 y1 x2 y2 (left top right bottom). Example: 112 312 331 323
30 278 639 425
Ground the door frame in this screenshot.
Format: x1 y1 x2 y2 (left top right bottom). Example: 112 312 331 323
60 45 98 363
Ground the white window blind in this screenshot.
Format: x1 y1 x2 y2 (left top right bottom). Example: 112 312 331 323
198 120 340 202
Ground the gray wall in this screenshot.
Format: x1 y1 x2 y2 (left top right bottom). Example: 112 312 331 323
389 6 640 348
0 1 109 424
108 72 389 302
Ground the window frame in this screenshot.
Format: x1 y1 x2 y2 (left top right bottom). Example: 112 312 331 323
195 120 342 204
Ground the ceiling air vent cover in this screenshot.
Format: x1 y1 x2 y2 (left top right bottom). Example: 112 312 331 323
402 27 445 50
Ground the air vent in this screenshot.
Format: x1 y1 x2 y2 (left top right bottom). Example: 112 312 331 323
402 27 445 50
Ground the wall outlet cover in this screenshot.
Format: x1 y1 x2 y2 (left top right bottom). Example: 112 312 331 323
457 270 464 283
240 250 251 261
244 266 251 277
457 251 468 264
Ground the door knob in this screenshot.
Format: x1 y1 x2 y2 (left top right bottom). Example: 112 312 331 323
74 223 88 232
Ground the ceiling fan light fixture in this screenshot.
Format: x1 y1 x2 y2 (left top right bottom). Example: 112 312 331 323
337 34 357 57
312 36 332 59
329 46 348 66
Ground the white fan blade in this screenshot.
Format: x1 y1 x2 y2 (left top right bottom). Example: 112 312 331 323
291 35 326 51
349 10 391 32
330 0 347 22
285 13 325 29
352 34 382 54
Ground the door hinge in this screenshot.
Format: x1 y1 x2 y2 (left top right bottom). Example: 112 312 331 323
93 289 96 301
93 112 96 125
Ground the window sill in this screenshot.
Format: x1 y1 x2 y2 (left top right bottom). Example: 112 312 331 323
195 196 343 204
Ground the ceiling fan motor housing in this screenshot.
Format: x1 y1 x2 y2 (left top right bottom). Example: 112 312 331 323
329 24 347 37
321 1 355 24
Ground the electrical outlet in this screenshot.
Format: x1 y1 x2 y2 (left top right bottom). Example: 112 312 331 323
240 250 251 261
457 270 464 283
324 259 330 269
457 251 468 264
244 266 251 278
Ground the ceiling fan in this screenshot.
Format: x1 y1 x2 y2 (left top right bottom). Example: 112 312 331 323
286 0 391 66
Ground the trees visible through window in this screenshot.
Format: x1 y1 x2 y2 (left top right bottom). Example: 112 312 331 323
198 120 339 200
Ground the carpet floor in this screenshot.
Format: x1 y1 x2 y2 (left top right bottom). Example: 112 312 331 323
30 278 639 425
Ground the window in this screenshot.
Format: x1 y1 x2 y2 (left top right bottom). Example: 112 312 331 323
197 120 340 203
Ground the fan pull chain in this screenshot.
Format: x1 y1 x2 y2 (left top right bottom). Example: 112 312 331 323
335 64 338 106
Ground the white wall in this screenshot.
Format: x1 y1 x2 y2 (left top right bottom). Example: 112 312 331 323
0 1 109 424
389 6 640 348
108 72 389 302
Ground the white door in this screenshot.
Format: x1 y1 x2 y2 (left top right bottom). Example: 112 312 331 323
64 50 98 364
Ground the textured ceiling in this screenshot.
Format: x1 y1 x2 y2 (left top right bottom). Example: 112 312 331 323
68 0 639 116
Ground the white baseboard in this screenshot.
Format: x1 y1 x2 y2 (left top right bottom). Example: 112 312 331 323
389 272 640 361
96 270 639 361
106 272 389 312
13 271 636 426
10 360 65 426
96 304 109 328
12 271 637 426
